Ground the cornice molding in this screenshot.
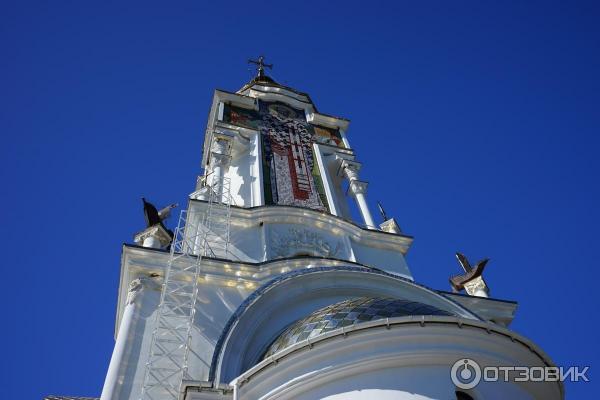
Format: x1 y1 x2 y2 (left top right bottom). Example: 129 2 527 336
188 201 413 253
117 245 398 337
133 224 172 248
237 83 313 106
306 111 350 131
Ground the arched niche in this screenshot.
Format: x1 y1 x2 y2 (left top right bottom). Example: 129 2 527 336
211 266 479 384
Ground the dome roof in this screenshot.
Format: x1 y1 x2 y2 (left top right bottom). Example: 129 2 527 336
263 297 455 358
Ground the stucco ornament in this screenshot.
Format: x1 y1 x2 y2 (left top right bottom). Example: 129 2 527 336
211 136 231 154
463 276 488 297
271 227 344 258
125 277 161 305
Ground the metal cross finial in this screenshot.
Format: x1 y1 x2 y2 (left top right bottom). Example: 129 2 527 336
248 55 273 78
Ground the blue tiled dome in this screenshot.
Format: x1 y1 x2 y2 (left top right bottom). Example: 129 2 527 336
264 297 455 358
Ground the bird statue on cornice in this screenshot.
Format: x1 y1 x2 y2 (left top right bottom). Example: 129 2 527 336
142 198 178 228
449 252 489 294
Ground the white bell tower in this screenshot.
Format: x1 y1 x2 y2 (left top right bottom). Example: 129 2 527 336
71 59 564 400
193 60 380 232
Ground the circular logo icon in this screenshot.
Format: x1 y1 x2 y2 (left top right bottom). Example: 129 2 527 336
451 358 482 390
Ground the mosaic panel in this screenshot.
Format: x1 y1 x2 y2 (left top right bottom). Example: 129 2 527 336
222 103 261 130
313 125 345 148
263 296 455 358
259 101 328 211
222 100 347 211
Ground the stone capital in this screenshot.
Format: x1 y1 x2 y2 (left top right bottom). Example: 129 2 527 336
348 180 368 196
211 134 233 155
340 159 362 181
125 276 161 305
133 224 173 248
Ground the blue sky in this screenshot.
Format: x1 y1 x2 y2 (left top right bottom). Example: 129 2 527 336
1 1 598 398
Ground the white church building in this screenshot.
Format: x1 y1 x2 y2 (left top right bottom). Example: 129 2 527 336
48 60 563 400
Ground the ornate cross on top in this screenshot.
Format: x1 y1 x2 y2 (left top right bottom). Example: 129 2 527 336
449 252 490 297
248 55 273 79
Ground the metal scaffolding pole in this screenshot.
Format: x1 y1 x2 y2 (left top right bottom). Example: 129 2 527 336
140 176 231 400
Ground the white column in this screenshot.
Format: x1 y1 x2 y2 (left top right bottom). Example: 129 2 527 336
341 160 376 229
350 180 376 229
100 277 157 400
209 135 232 199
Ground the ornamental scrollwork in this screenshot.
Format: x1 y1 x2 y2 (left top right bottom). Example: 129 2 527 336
271 228 344 259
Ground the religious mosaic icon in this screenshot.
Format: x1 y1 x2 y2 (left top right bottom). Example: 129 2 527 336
223 100 334 212
260 101 327 211
222 104 261 130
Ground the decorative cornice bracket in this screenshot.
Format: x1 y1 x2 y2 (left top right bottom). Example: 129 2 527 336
133 224 172 249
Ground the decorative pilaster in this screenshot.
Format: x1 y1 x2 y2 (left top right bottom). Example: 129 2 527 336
340 160 376 229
